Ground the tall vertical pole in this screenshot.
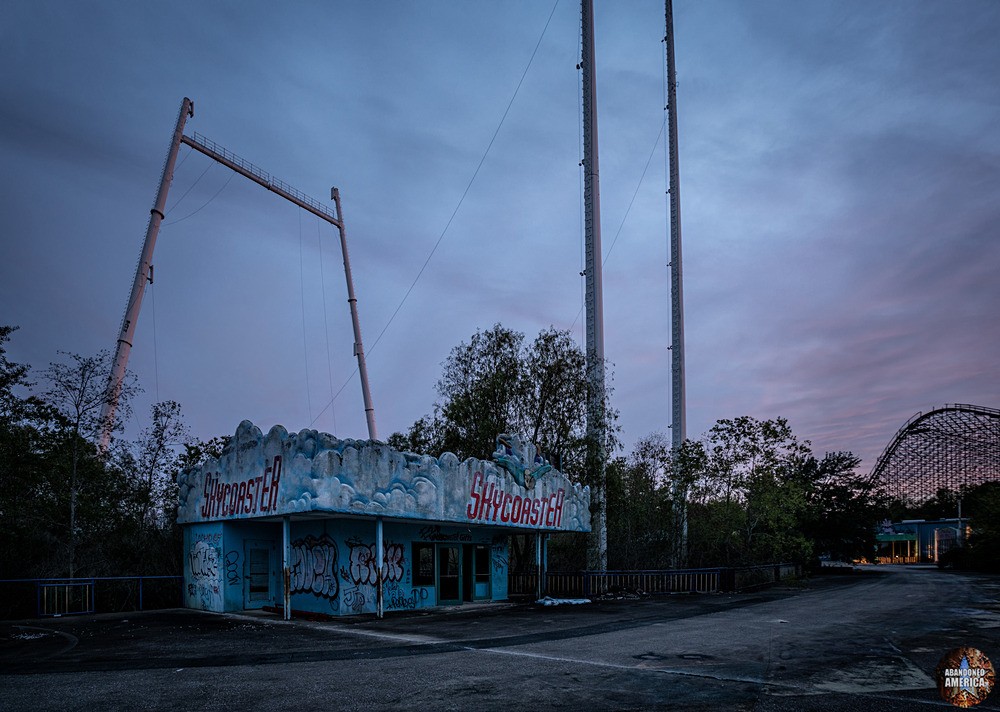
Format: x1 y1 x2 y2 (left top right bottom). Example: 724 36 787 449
665 0 688 567
581 0 607 572
331 188 378 441
100 97 194 450
665 0 685 451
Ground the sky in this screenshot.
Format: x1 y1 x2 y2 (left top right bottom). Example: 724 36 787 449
2 0 998 472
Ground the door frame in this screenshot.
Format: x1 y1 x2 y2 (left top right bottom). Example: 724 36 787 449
243 539 276 609
436 544 463 605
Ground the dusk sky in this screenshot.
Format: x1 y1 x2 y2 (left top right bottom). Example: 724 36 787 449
2 1 998 472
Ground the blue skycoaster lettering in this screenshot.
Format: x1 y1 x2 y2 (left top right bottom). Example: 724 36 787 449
199 455 282 518
466 471 564 527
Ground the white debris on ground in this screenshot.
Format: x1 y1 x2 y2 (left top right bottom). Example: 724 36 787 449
536 597 591 606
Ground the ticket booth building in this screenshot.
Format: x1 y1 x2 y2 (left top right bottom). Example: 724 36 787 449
177 421 591 617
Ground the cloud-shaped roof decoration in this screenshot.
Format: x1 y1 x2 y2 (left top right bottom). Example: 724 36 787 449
177 420 591 533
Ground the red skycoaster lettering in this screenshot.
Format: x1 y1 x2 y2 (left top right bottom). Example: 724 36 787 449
466 471 565 527
200 455 282 519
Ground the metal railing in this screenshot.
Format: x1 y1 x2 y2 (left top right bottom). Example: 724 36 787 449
877 556 919 564
38 579 95 616
510 563 802 598
183 132 339 224
0 576 184 619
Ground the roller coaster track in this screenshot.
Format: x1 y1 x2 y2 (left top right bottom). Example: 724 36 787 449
869 403 1000 503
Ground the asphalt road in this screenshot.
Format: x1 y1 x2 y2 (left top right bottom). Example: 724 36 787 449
2 565 998 711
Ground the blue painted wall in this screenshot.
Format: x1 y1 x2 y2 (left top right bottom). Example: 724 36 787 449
184 523 224 612
189 517 513 616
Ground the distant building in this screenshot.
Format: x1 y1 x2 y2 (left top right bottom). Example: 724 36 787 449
875 519 968 564
177 421 590 616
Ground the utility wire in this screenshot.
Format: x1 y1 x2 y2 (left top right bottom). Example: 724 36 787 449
299 210 313 422
150 280 160 404
365 0 561 359
570 119 666 332
164 160 213 216
317 218 338 436
163 172 235 226
310 0 561 425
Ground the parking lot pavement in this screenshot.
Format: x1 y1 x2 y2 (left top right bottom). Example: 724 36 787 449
2 569 998 711
0 590 757 675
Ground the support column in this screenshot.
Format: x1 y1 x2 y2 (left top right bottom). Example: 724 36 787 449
332 188 378 441
376 517 384 619
581 0 608 572
282 516 291 620
100 97 194 450
535 533 543 601
542 533 549 598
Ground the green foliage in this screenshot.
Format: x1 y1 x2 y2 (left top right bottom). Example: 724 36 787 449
392 323 620 570
963 482 1000 572
797 452 879 563
685 417 815 566
607 418 877 570
0 326 193 579
605 434 705 569
390 324 618 478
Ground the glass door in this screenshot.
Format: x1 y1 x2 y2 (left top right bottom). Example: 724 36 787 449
437 545 462 605
244 541 273 608
472 544 491 600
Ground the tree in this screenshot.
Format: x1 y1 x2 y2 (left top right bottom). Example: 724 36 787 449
0 327 207 589
668 438 708 567
963 482 1000 572
686 416 816 566
391 324 618 570
794 451 880 563
130 400 190 526
393 324 615 468
0 326 30 421
41 349 139 576
0 326 57 577
605 442 672 570
176 434 231 472
523 328 589 469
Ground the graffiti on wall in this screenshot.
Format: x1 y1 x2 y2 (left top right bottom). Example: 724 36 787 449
386 584 429 610
190 539 219 580
338 537 430 613
344 537 405 586
418 525 472 542
187 533 222 610
290 534 339 601
491 534 509 574
224 551 241 586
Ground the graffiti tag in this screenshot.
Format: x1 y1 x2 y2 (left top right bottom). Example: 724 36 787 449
224 550 241 586
290 534 339 600
387 586 429 610
491 535 508 573
419 525 472 542
189 540 219 581
343 538 405 586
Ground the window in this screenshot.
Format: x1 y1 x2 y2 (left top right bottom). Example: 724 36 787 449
248 547 270 601
413 543 434 586
474 545 490 585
